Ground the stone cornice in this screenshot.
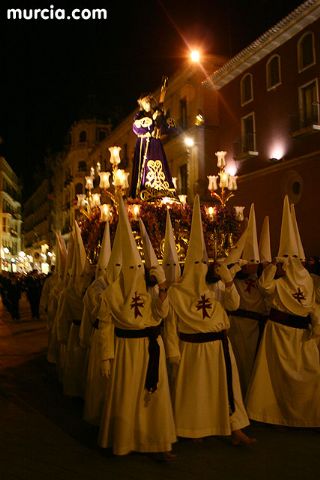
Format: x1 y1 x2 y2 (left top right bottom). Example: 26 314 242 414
204 0 320 90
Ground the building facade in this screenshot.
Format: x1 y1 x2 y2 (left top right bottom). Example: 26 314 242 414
204 0 320 255
0 156 22 271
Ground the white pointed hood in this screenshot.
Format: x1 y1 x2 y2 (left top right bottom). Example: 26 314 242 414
139 218 159 269
259 216 272 263
168 194 228 330
55 231 67 281
96 221 111 279
291 204 305 262
241 203 260 263
73 221 94 296
277 195 299 258
107 196 151 328
162 210 181 285
64 231 75 287
223 223 248 266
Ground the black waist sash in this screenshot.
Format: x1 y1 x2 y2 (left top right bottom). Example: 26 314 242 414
115 324 162 393
178 330 235 415
269 308 311 330
230 308 267 323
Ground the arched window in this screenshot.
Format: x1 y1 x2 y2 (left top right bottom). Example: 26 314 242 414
75 183 83 195
266 55 281 90
241 73 253 105
298 32 315 72
79 130 87 143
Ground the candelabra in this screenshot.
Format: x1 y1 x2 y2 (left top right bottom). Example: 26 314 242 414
205 151 245 259
77 146 130 222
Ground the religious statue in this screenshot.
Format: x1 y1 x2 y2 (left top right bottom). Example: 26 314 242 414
129 77 177 200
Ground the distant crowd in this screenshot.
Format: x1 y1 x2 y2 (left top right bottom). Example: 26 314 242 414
0 268 53 321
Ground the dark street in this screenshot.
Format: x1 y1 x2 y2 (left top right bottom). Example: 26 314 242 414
0 294 319 480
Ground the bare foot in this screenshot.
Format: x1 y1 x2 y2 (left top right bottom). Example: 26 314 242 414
231 429 257 446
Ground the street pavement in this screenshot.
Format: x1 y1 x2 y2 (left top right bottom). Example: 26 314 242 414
1 294 320 480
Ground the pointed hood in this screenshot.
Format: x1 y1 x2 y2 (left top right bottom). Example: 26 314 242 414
291 204 305 262
105 219 122 285
259 216 272 263
162 209 181 285
96 221 111 279
55 231 67 281
73 221 94 296
139 218 159 269
64 231 75 286
106 196 150 328
241 203 260 263
223 224 248 266
278 195 299 257
181 194 208 295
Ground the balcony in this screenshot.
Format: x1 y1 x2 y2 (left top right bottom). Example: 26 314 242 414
233 135 259 161
291 105 320 137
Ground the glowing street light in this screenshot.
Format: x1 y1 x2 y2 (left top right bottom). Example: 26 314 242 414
190 50 201 63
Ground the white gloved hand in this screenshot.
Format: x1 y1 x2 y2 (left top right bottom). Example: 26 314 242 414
149 265 166 285
214 263 233 284
101 359 111 378
237 259 248 267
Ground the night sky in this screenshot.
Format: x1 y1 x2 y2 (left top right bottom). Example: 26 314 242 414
0 0 304 199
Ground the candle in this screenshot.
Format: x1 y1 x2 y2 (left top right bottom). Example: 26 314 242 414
91 193 101 207
219 171 229 188
90 166 95 176
206 206 216 221
215 151 227 168
96 162 101 173
100 204 111 222
228 175 238 191
172 177 178 189
99 171 111 189
234 206 245 221
77 194 86 208
178 194 187 205
109 146 121 165
133 204 140 220
85 176 94 190
207 175 218 191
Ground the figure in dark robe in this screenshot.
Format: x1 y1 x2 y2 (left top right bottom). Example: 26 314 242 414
130 93 176 200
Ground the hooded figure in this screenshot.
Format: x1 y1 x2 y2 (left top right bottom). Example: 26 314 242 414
47 231 74 372
246 195 320 427
228 204 269 395
80 221 111 425
258 216 272 264
162 210 181 286
98 196 176 457
165 195 254 444
59 222 95 398
42 232 66 352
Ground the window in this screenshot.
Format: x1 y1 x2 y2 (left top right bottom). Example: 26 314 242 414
179 97 188 130
179 164 188 194
78 161 87 172
79 130 87 143
241 74 253 105
267 55 281 90
298 32 315 72
241 112 256 153
2 217 6 232
299 79 319 128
